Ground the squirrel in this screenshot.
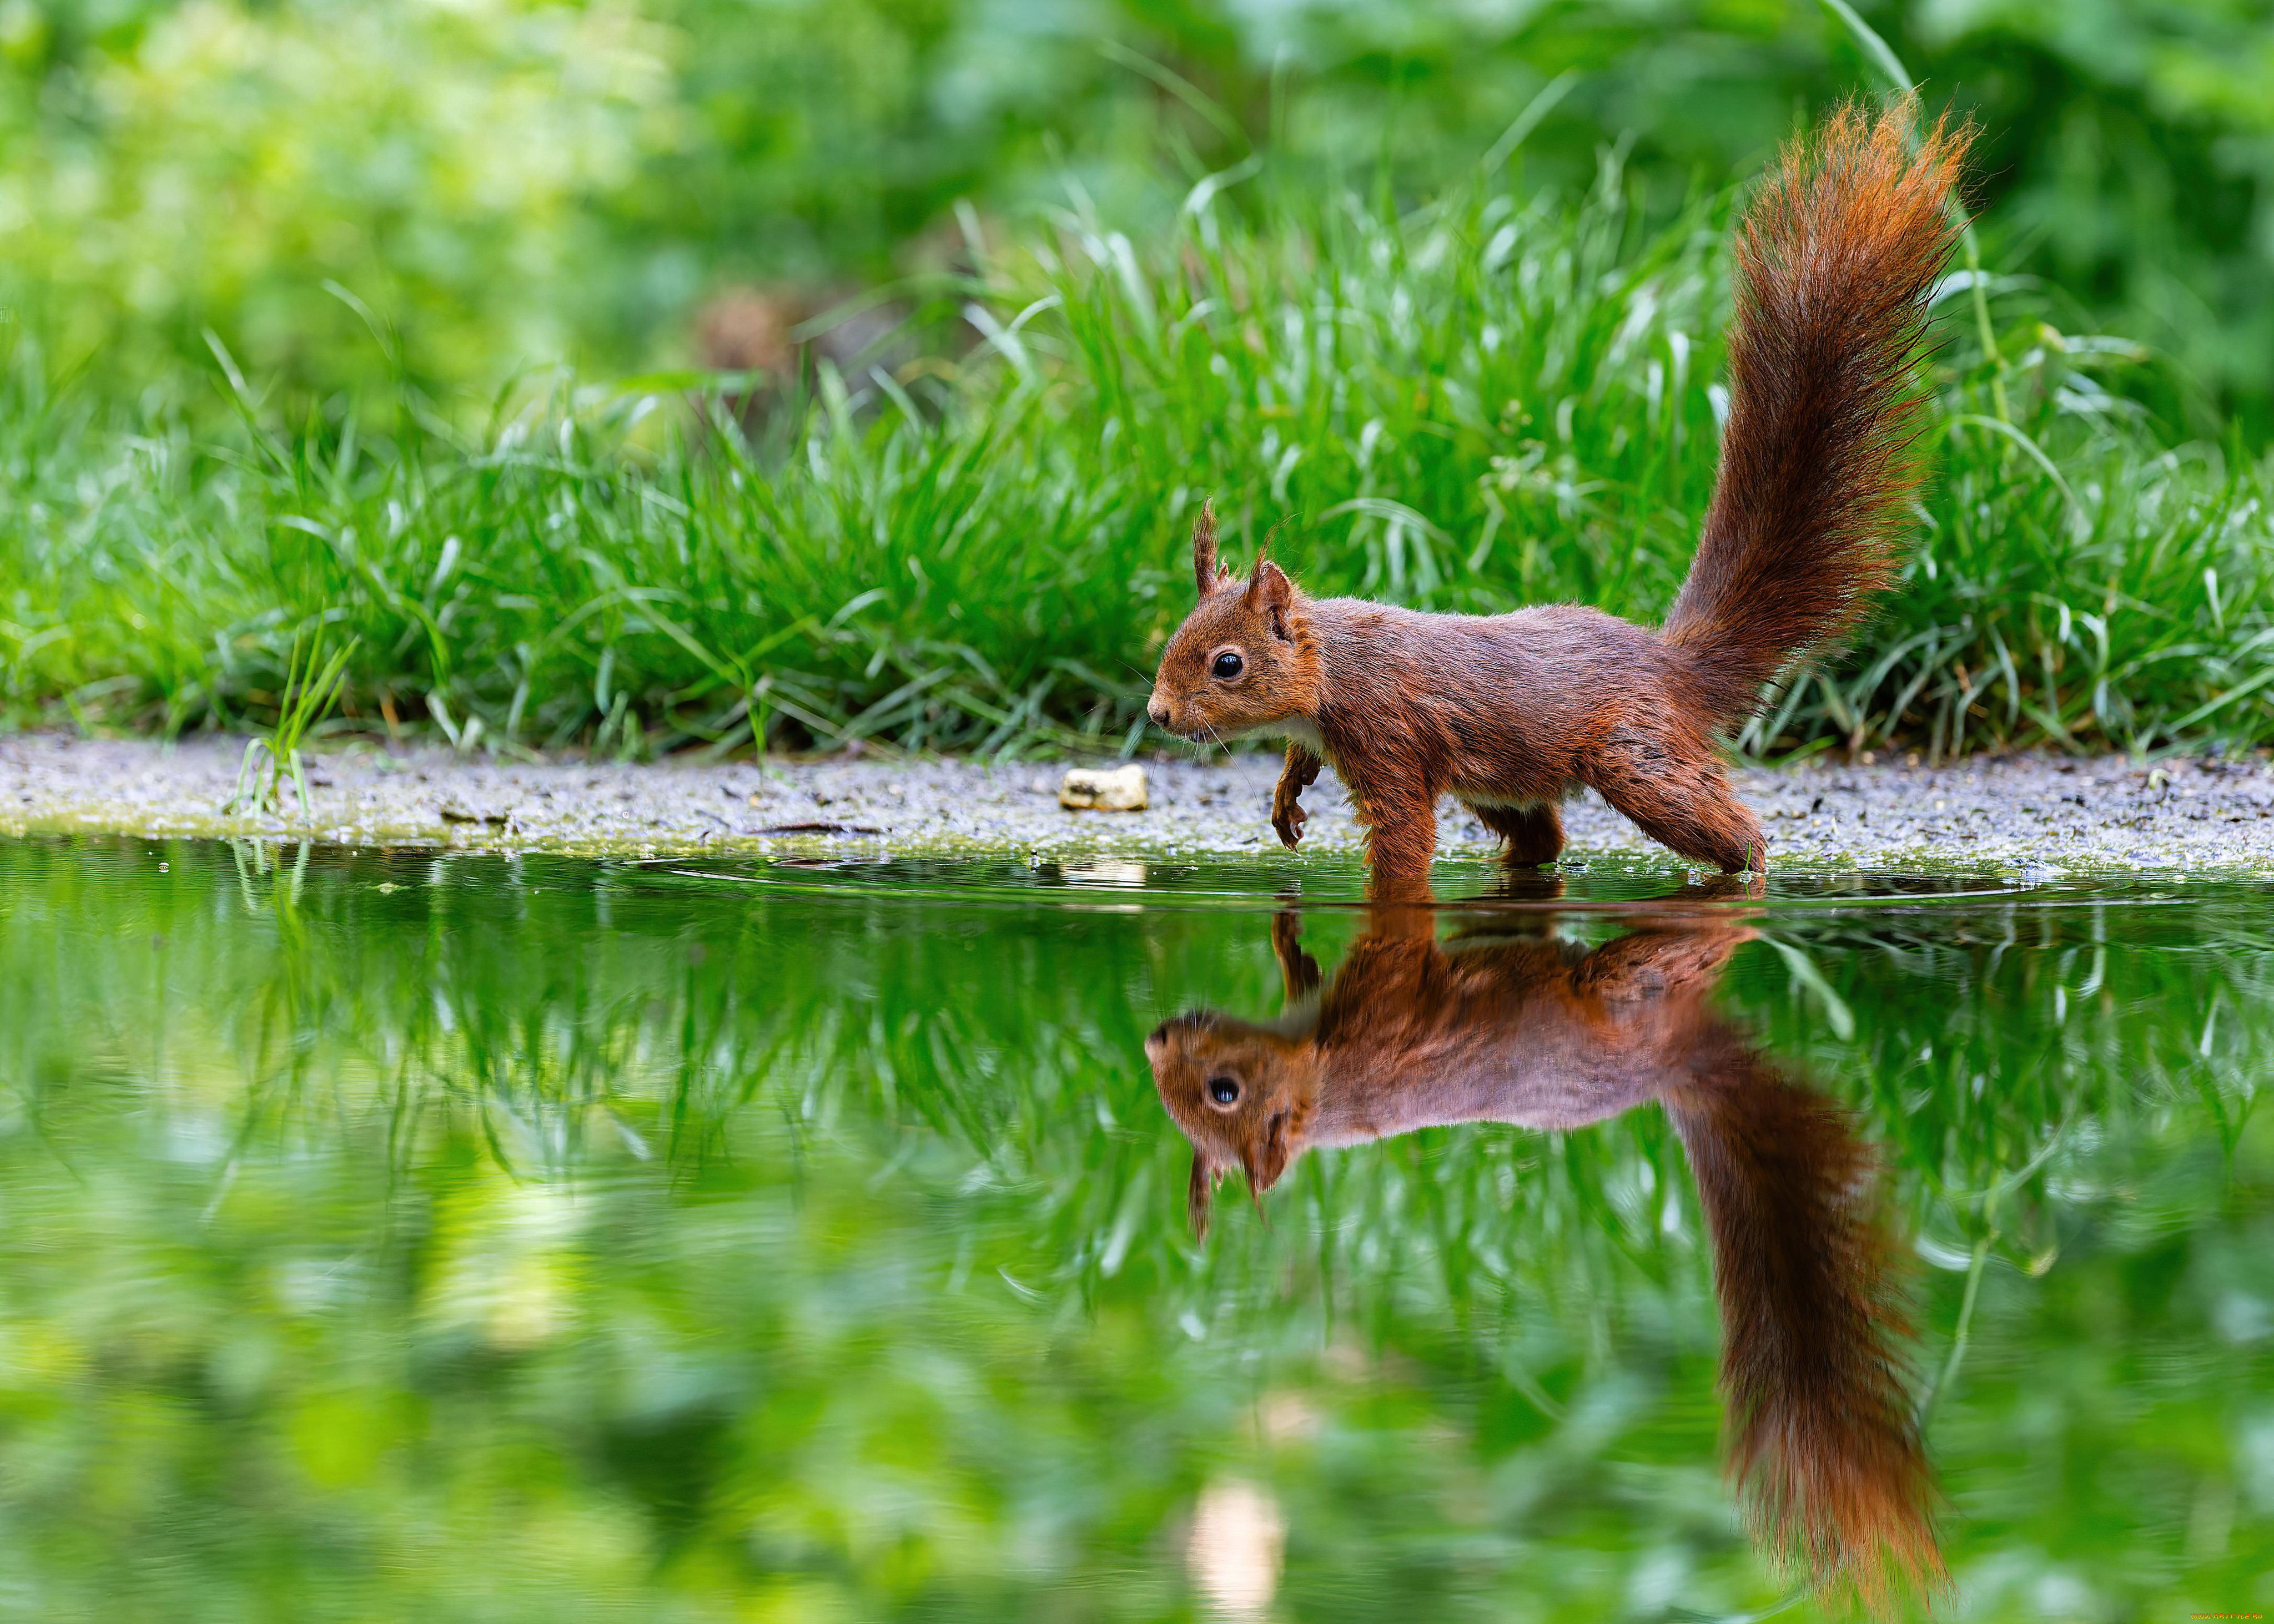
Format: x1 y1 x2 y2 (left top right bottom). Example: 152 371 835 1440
1144 104 1970 890
1145 898 1941 1609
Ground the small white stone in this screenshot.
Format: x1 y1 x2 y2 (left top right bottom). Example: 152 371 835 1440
1058 764 1148 812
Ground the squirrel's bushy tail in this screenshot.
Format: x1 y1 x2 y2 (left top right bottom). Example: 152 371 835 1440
1666 103 1970 725
1665 1043 1944 1613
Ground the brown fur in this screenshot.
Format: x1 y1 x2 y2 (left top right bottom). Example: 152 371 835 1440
1147 105 1970 890
1146 903 1943 1610
1663 1040 1944 1612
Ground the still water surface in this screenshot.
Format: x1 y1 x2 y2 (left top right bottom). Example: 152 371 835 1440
0 836 2268 1620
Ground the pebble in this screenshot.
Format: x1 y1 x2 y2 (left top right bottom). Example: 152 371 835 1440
1059 764 1149 811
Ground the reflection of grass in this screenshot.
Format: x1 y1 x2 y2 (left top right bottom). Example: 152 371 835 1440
0 841 2267 1617
221 633 355 818
2 155 2270 758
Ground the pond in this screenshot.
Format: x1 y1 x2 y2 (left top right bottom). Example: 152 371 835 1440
0 835 2267 1621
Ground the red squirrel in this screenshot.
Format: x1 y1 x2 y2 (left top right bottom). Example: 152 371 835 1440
1145 105 1970 889
1146 900 1940 1608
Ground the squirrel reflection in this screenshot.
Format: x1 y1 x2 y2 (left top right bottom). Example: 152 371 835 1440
1145 894 1940 1607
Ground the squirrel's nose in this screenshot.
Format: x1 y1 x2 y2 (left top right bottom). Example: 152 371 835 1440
1147 699 1171 729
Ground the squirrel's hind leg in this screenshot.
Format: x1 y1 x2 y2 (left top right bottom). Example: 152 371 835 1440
1583 732 1768 874
1470 800 1564 869
1354 784 1438 899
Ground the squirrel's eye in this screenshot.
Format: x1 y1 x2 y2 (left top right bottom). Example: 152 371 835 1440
1208 1076 1240 1106
1210 651 1244 682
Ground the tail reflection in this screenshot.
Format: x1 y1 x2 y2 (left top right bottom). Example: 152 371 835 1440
1145 900 1941 1607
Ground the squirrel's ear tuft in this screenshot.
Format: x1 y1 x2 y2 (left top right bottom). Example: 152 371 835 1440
1247 559 1295 638
1239 1108 1299 1198
1192 500 1232 598
1246 557 1291 609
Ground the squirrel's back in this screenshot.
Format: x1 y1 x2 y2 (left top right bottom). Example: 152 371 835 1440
1666 104 1971 725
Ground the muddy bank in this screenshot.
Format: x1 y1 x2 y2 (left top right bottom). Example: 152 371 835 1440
2 733 2271 873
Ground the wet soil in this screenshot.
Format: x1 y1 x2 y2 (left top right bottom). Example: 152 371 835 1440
3 734 2271 872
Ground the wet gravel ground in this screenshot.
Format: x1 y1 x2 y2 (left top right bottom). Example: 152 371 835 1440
3 733 2272 874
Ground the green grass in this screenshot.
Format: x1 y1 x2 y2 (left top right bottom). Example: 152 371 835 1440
220 631 355 817
2 153 2270 760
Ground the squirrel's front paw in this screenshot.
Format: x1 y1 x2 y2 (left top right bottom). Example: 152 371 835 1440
1271 798 1308 849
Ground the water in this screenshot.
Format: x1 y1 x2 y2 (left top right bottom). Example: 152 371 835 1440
0 835 2268 1621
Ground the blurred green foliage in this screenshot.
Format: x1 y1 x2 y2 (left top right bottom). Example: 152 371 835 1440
3 0 2273 432
6 0 2273 755
7 155 2271 756
0 0 676 399
0 840 2266 1616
